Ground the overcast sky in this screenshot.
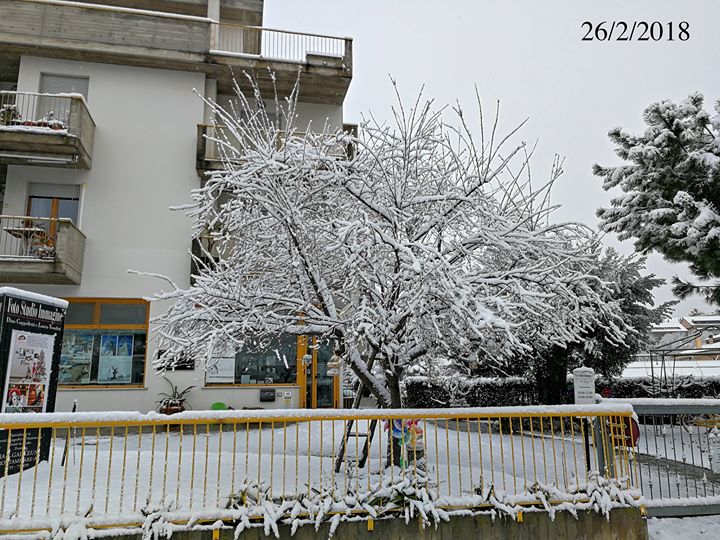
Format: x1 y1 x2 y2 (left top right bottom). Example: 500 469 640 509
267 0 720 316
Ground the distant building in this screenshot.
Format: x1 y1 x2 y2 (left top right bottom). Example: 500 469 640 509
622 315 720 379
0 0 354 412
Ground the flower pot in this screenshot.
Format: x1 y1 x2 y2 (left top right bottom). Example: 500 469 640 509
160 403 185 415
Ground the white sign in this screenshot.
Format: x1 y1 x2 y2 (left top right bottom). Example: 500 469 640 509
206 356 235 384
3 329 54 413
573 367 596 405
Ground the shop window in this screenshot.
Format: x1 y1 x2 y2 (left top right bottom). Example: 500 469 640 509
205 335 297 385
59 299 148 387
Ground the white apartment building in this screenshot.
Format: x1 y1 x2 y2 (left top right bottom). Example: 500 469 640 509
0 0 354 412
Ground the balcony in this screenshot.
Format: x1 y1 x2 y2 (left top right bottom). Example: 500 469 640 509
196 124 355 175
0 216 86 284
0 0 210 66
0 1 352 105
0 92 95 168
196 124 228 172
212 24 352 103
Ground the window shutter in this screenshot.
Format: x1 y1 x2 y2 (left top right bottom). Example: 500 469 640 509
29 183 81 199
39 74 89 99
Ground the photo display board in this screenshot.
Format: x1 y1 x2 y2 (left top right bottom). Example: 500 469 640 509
0 288 67 476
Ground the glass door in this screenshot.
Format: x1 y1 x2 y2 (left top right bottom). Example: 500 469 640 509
26 191 80 250
303 336 337 408
314 339 335 408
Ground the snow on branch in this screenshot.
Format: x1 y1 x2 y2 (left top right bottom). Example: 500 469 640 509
146 74 631 407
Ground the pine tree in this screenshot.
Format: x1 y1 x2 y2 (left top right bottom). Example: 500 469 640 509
594 93 720 303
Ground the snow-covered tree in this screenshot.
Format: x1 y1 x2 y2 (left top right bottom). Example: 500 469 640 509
465 212 671 402
527 250 672 403
150 78 630 409
594 93 720 304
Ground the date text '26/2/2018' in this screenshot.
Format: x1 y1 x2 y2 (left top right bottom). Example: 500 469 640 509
581 21 689 42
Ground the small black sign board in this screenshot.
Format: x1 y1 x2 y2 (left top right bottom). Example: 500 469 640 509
0 288 66 477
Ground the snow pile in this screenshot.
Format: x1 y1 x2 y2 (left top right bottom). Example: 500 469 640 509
648 515 720 539
25 471 638 540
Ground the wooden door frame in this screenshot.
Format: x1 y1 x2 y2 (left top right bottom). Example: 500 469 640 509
297 335 339 408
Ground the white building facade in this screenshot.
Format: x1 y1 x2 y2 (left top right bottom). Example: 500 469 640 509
0 0 353 412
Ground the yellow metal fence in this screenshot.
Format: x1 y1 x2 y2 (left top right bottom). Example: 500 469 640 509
0 405 637 535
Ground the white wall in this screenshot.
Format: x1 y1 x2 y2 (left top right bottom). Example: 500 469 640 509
4 57 303 412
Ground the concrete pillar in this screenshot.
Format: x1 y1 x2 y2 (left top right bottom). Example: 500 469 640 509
207 0 220 50
203 79 217 123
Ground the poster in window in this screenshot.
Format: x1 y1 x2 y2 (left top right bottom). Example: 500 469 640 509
117 335 134 357
3 330 54 413
98 334 133 384
59 334 93 384
206 356 235 383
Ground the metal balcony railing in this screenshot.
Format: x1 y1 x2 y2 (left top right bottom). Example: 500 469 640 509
0 91 96 168
0 92 72 131
215 24 350 65
0 215 86 284
0 215 60 260
197 124 355 172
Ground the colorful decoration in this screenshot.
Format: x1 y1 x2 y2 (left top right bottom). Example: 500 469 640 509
385 419 424 468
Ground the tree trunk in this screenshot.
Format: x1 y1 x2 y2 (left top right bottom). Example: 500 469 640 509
536 346 569 405
386 373 403 468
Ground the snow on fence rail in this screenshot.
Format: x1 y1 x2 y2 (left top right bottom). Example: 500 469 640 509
0 405 638 537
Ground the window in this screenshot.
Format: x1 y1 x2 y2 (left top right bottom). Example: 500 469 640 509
37 74 89 126
205 335 298 385
59 299 149 387
23 184 81 250
27 183 80 224
39 74 89 99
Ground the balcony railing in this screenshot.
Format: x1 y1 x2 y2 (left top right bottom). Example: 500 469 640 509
196 124 353 174
0 215 85 284
215 24 350 66
0 91 95 168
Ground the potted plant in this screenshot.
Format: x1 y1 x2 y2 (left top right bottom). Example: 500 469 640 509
0 104 19 126
156 378 195 415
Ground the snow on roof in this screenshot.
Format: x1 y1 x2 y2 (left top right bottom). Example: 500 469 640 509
650 318 688 332
622 359 720 379
650 315 720 333
0 287 68 308
686 315 720 327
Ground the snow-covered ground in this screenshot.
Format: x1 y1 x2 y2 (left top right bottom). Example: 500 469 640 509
648 515 720 539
